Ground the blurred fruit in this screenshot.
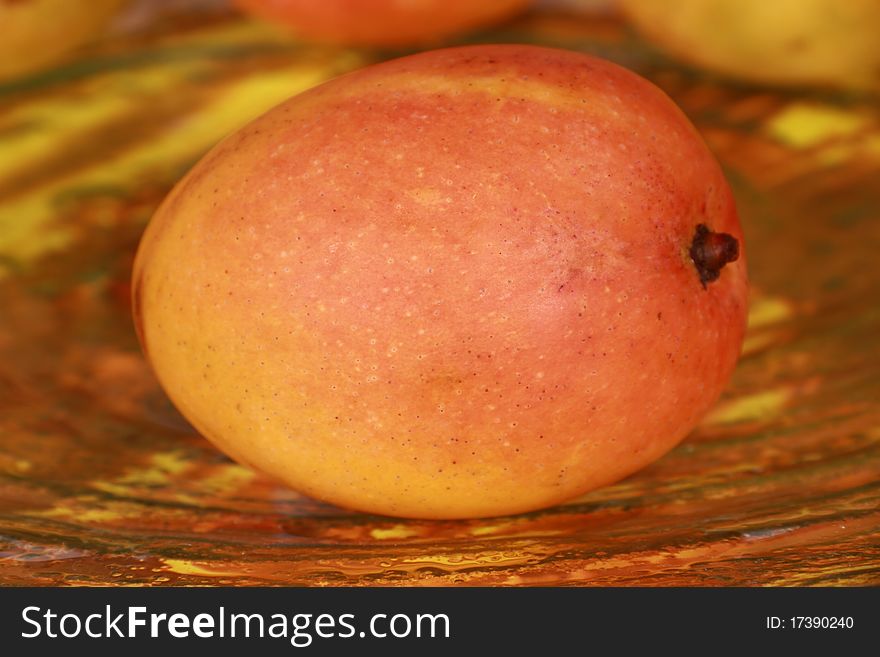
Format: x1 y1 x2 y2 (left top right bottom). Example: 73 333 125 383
620 0 880 90
537 0 616 13
133 44 747 519
234 0 530 46
0 0 124 81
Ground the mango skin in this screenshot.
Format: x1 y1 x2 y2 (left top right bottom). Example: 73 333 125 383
235 0 529 46
0 0 123 81
620 0 880 90
132 45 748 519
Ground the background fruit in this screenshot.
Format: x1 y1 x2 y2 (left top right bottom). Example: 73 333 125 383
0 0 124 81
133 44 748 519
620 0 880 90
234 0 530 46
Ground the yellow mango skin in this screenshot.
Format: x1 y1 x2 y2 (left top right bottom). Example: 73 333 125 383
0 0 123 80
133 45 748 519
620 0 880 90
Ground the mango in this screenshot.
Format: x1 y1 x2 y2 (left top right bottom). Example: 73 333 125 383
234 0 529 46
133 45 748 518
620 0 880 90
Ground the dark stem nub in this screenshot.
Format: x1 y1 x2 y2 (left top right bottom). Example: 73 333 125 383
689 223 739 288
